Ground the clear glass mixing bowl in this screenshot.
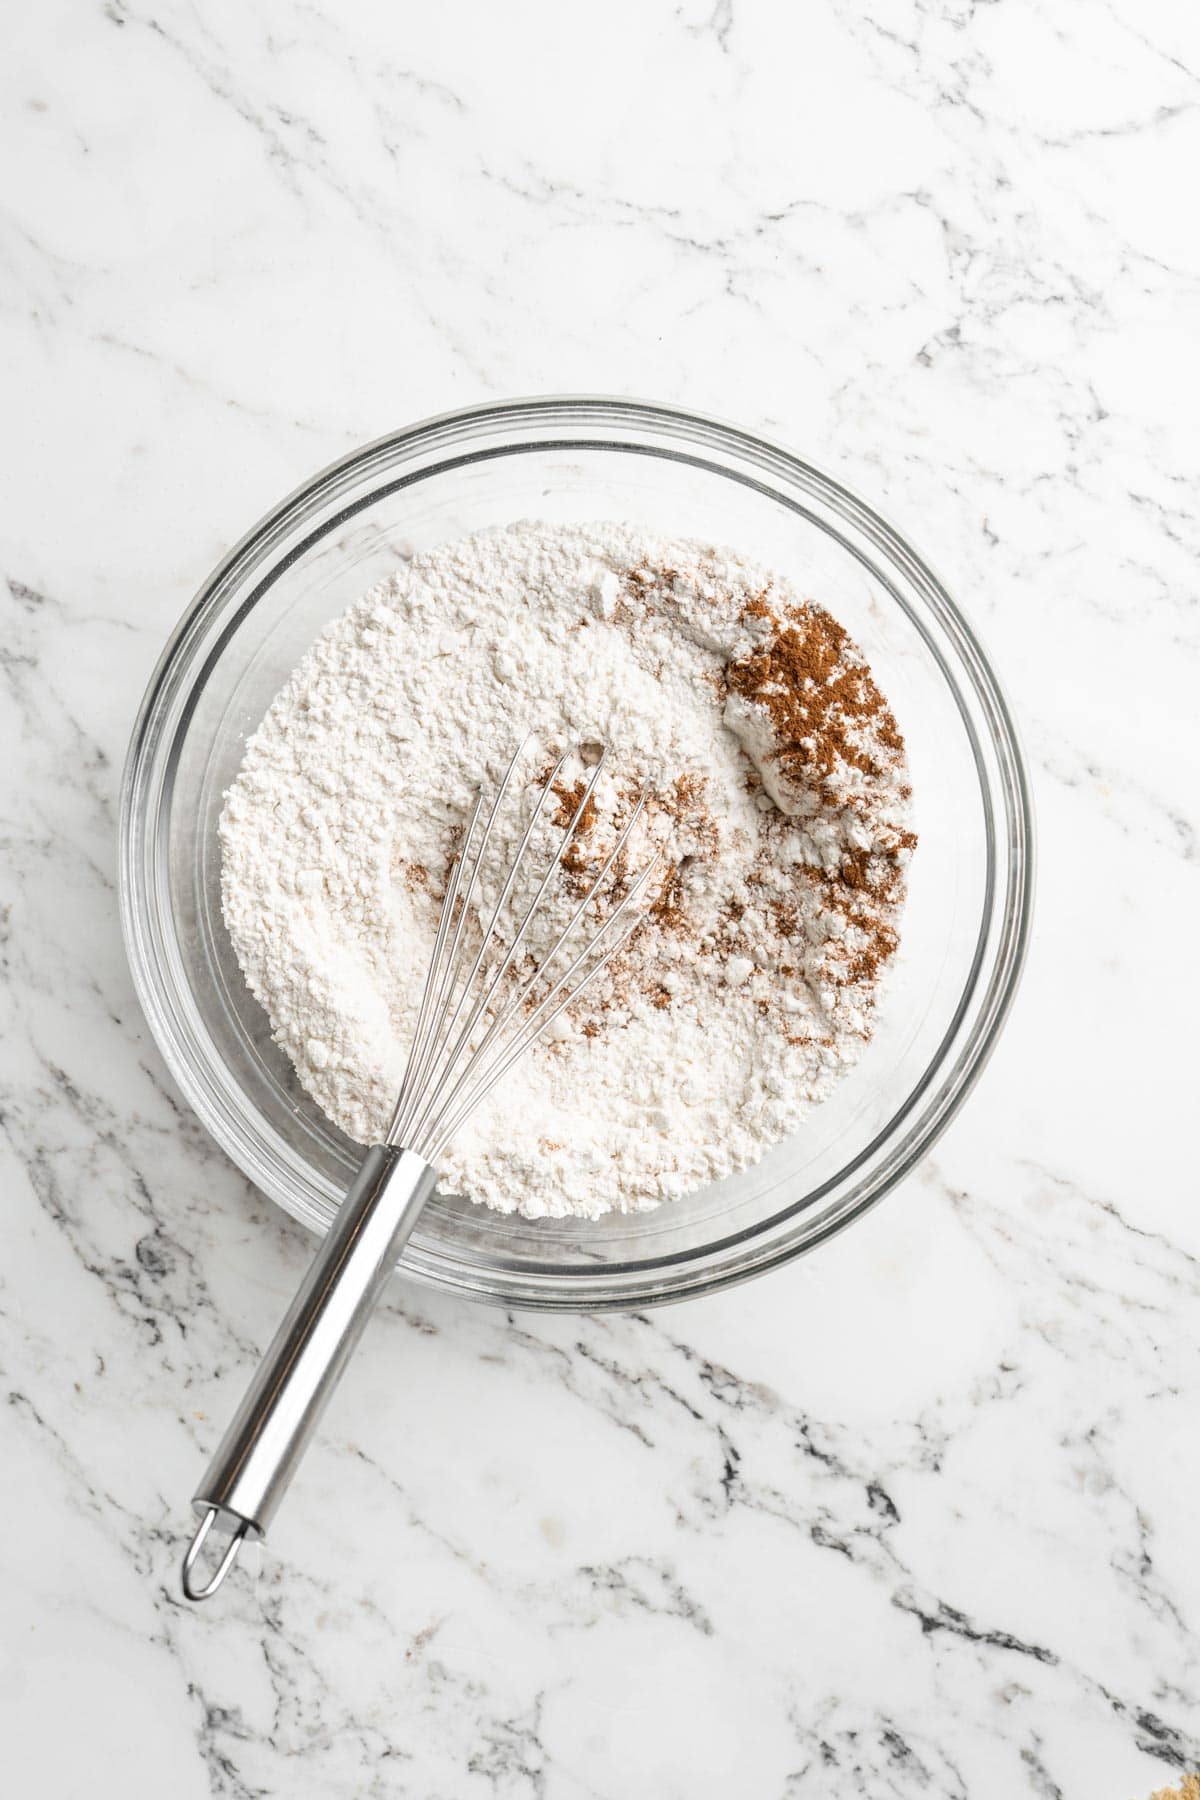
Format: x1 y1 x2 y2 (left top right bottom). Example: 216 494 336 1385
119 397 1033 1310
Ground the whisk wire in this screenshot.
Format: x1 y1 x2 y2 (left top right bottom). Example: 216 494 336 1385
385 740 661 1163
396 742 568 1142
388 737 531 1143
402 744 610 1151
386 789 483 1144
424 854 660 1160
415 792 651 1155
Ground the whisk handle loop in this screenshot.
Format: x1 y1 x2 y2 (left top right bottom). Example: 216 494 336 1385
183 1144 436 1599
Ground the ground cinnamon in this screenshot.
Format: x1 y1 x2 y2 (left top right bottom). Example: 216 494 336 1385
531 568 915 1037
726 600 904 788
551 778 598 836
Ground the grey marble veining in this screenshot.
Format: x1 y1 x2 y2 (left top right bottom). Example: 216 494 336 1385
2 1 1199 1796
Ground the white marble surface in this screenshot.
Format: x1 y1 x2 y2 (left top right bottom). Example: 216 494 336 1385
3 2 1199 1795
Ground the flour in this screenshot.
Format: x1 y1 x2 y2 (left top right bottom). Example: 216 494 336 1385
220 522 914 1220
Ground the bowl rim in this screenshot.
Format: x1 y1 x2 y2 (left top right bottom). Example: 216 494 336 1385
119 394 1035 1309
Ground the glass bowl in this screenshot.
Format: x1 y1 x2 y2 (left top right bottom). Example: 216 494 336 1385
119 397 1032 1310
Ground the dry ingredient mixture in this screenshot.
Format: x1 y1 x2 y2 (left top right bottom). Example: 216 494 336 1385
220 522 915 1220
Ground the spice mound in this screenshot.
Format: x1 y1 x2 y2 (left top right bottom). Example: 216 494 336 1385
220 522 916 1220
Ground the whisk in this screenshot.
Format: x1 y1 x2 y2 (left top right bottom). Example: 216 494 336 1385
182 739 657 1600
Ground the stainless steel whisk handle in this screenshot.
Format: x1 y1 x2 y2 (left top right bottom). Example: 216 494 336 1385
182 1145 436 1601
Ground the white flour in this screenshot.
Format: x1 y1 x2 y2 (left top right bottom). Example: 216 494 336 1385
220 522 914 1219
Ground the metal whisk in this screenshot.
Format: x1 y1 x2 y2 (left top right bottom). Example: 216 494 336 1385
182 740 656 1600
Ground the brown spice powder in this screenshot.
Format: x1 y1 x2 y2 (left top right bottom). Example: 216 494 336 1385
773 900 798 938
522 565 914 1041
551 777 602 891
726 601 904 789
649 862 688 933
551 778 598 837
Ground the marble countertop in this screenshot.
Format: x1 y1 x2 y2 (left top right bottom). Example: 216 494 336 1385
3 2 1198 1796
